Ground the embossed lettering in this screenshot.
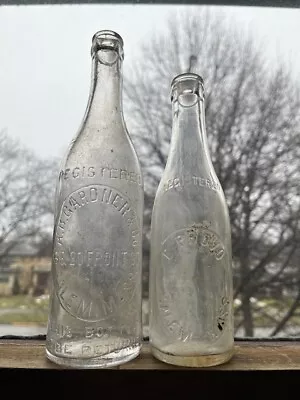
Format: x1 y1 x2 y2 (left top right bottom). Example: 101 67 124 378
79 339 138 356
112 193 122 208
50 323 72 338
82 345 92 355
64 344 72 354
66 293 78 310
61 166 141 185
85 326 107 339
77 299 93 319
78 190 89 205
88 167 96 177
58 219 66 230
72 167 80 178
102 296 118 316
57 235 64 246
163 175 220 193
61 166 96 179
110 168 119 179
69 196 81 209
118 201 130 216
162 248 172 261
159 224 229 339
53 185 141 322
163 177 182 192
120 169 129 180
51 340 73 355
192 176 220 191
100 167 110 177
161 224 225 261
55 250 129 270
102 188 113 204
63 205 72 217
90 187 98 202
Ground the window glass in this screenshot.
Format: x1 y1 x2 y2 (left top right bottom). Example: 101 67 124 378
0 4 299 338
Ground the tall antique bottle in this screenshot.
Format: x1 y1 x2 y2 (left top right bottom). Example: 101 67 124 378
149 73 234 367
46 30 144 368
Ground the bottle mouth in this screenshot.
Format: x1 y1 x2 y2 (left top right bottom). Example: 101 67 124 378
171 73 204 88
91 30 124 60
171 73 205 104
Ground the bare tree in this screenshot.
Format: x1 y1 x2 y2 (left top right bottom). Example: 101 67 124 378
0 129 58 260
124 8 300 337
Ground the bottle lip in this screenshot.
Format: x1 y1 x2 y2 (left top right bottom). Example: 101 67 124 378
92 30 124 47
171 73 204 89
171 73 205 102
91 30 124 59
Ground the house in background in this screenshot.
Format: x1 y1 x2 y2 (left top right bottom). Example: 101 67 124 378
11 256 51 296
0 266 18 296
0 243 51 297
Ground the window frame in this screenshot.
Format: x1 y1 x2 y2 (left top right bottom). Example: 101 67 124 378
0 0 300 6
0 0 299 383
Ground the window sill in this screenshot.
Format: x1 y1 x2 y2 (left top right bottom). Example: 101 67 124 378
0 339 300 370
1 339 299 395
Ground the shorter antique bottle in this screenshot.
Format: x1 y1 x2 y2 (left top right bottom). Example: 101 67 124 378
45 30 144 368
149 73 234 367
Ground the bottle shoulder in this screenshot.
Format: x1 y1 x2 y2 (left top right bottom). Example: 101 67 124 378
60 123 142 174
67 123 138 159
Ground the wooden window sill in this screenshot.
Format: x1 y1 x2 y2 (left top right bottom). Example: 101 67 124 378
0 339 300 370
1 339 299 395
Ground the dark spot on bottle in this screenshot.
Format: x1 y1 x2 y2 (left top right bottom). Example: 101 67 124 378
111 149 114 153
218 323 223 331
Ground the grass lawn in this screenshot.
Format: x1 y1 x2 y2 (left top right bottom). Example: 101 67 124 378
0 294 300 333
0 295 49 325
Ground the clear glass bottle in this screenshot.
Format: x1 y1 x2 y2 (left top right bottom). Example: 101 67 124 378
46 30 144 368
149 73 234 367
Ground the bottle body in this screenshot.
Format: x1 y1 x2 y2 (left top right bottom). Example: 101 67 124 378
149 73 234 367
46 31 143 368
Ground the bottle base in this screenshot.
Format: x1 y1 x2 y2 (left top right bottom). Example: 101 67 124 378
151 345 234 368
46 344 141 369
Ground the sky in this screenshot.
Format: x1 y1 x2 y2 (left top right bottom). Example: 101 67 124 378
0 4 299 160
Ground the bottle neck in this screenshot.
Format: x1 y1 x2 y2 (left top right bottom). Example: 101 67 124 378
166 96 211 173
84 49 123 122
